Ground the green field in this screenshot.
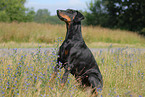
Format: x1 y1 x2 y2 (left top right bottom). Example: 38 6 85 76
1 45 145 97
0 22 145 97
0 22 145 48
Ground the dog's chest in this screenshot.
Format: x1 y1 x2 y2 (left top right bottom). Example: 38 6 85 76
59 40 72 60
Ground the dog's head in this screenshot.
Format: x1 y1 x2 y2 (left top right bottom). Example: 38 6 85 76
57 9 84 23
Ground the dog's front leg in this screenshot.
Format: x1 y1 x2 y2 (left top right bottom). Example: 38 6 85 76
61 69 70 88
61 63 73 88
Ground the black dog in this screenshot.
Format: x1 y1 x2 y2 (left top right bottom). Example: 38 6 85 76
50 9 103 94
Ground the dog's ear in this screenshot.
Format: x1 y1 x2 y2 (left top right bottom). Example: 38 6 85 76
74 11 84 22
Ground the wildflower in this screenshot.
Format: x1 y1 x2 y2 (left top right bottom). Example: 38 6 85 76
35 76 37 80
7 82 10 85
129 95 132 97
7 67 10 70
97 88 102 92
68 80 70 83
30 73 33 76
101 58 104 63
26 83 30 85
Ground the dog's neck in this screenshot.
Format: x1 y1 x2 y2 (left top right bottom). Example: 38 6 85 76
65 22 83 41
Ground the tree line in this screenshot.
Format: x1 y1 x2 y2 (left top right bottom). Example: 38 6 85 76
0 0 63 24
85 0 145 35
0 0 34 22
0 0 145 35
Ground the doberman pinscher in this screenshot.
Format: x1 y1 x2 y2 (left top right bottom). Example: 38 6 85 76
50 9 103 94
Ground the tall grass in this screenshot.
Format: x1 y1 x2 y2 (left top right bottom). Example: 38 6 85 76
0 22 64 43
0 22 144 45
1 40 145 97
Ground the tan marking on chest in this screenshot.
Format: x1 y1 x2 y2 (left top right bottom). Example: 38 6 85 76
65 50 68 56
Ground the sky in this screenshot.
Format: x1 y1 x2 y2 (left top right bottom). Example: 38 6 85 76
25 0 91 15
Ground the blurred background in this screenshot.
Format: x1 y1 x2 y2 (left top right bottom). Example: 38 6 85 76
0 0 145 35
0 0 145 49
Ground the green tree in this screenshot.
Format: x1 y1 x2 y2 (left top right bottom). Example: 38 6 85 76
46 15 64 24
85 0 109 26
86 0 145 35
106 0 145 31
24 8 35 22
0 0 35 22
34 9 63 24
34 9 50 23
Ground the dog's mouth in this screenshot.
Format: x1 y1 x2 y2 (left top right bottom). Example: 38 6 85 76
57 10 65 21
57 10 71 22
57 10 61 18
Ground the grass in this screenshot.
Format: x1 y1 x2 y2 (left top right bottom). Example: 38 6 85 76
0 22 145 48
0 40 145 97
1 41 144 49
0 22 145 96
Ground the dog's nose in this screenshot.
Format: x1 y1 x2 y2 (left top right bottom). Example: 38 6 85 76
57 10 61 13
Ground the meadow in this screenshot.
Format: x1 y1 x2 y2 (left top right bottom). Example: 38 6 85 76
0 22 145 97
0 22 145 48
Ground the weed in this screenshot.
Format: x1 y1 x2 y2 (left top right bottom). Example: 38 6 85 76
0 22 144 45
0 43 145 96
